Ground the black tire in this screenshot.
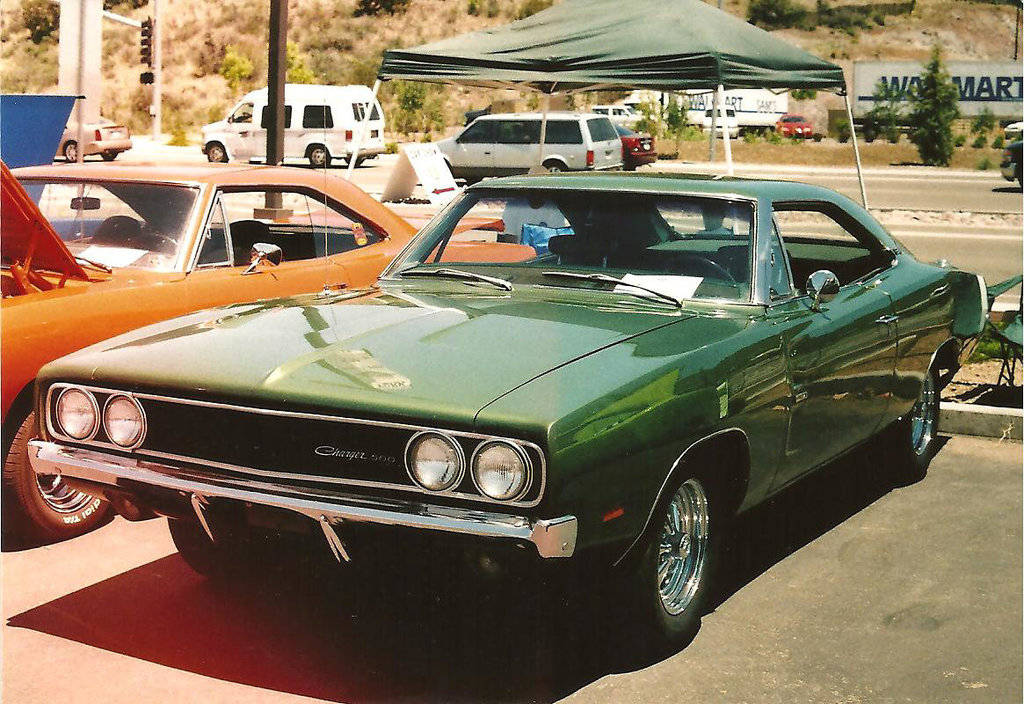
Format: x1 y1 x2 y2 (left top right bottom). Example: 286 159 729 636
2 411 112 544
205 142 228 163
308 145 331 168
63 141 79 162
618 475 721 653
542 159 566 173
101 150 118 162
887 366 940 484
168 517 245 578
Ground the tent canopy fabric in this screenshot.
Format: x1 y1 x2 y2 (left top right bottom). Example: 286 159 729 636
378 0 846 93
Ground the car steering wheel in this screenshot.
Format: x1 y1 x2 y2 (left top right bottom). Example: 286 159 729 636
675 254 735 282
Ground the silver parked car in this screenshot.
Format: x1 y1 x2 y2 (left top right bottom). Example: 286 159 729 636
436 112 623 180
57 119 132 162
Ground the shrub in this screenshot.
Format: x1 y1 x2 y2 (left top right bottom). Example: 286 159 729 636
791 89 818 101
836 118 851 143
354 0 410 17
219 46 254 93
977 157 992 170
743 131 762 144
665 99 686 136
748 0 808 29
971 135 988 149
22 0 59 44
167 126 190 146
813 133 824 142
765 129 783 145
865 79 903 144
954 133 967 147
970 107 997 136
286 42 316 84
467 0 480 15
385 141 399 154
992 135 1005 149
908 46 960 166
485 0 500 17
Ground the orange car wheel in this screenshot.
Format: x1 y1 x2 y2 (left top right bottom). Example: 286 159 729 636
2 412 112 545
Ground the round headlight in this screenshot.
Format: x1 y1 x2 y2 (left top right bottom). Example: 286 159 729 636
55 388 98 440
406 432 464 492
103 395 146 448
472 441 530 501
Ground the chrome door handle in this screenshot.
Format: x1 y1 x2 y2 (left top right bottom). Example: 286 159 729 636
875 314 899 325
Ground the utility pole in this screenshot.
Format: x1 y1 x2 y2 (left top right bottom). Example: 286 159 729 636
152 0 161 139
267 0 287 166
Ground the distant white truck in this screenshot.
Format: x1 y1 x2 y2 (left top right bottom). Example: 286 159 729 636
684 89 787 133
202 84 385 168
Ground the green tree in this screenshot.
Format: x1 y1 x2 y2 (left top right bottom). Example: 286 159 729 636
665 97 687 136
970 107 996 136
864 79 903 143
747 0 808 29
219 46 254 93
392 81 427 134
286 42 316 84
21 0 59 44
907 46 959 167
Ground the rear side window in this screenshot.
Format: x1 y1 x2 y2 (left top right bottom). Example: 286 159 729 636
494 120 541 144
544 121 583 144
260 105 293 129
352 102 381 121
458 120 496 143
302 105 334 129
585 117 619 143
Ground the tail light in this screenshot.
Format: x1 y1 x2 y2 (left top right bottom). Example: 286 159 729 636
94 129 102 141
1004 148 1012 160
586 149 594 167
345 130 353 141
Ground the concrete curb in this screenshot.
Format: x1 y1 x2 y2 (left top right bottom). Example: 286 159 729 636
941 402 1023 441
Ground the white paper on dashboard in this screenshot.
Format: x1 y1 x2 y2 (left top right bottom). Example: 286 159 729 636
614 274 703 303
78 245 148 268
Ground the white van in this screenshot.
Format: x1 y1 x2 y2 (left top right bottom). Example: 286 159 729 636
591 104 638 127
201 84 385 168
700 107 740 139
435 112 623 180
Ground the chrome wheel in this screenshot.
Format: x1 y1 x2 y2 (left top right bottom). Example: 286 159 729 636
206 143 227 163
909 372 937 456
657 478 709 616
63 141 78 162
35 473 95 514
308 146 329 168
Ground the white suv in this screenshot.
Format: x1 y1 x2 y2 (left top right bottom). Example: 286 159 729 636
436 113 623 180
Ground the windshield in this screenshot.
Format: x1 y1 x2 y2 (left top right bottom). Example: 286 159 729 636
385 188 755 303
20 179 200 271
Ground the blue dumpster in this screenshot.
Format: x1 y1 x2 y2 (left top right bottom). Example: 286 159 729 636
0 94 78 168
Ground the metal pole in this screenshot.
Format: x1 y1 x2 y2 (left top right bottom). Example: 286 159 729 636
708 89 719 162
718 84 733 176
346 79 381 180
151 0 161 139
844 92 868 208
538 92 550 169
266 0 287 167
75 0 86 163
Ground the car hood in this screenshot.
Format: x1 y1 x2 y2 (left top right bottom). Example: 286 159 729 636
1 161 89 283
48 283 694 428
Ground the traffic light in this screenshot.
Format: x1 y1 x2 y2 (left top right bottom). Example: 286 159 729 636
140 17 153 67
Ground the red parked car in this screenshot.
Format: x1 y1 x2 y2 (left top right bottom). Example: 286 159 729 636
776 114 814 138
615 124 657 171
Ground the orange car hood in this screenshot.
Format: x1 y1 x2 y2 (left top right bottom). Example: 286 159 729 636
1 160 88 281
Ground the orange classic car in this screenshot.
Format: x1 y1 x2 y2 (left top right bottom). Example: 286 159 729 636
1 161 415 544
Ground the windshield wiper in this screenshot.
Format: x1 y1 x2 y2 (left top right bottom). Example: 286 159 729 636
74 256 112 274
399 267 513 291
541 271 682 308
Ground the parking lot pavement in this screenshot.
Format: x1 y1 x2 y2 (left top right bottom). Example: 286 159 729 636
2 434 1020 703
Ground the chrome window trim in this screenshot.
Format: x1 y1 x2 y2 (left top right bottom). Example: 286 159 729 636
43 382 546 509
191 193 234 270
470 439 534 502
52 387 101 442
101 394 148 450
404 430 468 494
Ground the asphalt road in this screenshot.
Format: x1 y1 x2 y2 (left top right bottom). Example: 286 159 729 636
3 434 1020 703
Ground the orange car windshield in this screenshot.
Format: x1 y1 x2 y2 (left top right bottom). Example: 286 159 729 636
20 179 199 272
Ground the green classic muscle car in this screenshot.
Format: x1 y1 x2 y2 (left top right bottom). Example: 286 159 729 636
28 174 986 649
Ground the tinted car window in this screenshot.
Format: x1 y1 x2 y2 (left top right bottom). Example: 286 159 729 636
458 120 496 143
494 120 541 144
260 105 293 129
302 105 334 129
352 102 381 121
614 124 637 137
544 121 583 144
586 117 619 143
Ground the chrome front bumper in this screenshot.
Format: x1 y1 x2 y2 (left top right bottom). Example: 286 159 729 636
28 440 577 559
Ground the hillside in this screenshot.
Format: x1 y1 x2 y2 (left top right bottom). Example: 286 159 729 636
0 0 1020 138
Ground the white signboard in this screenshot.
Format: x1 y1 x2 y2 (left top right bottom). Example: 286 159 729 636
854 60 1024 117
381 143 460 205
684 89 788 129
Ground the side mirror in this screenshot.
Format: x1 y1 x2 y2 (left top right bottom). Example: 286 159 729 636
242 242 283 275
806 269 840 311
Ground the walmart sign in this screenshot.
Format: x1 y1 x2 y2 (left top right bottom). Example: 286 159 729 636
854 61 1023 118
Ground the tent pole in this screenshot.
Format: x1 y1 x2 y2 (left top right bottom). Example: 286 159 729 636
843 92 868 208
346 79 381 180
538 92 550 170
708 89 719 162
718 84 733 176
